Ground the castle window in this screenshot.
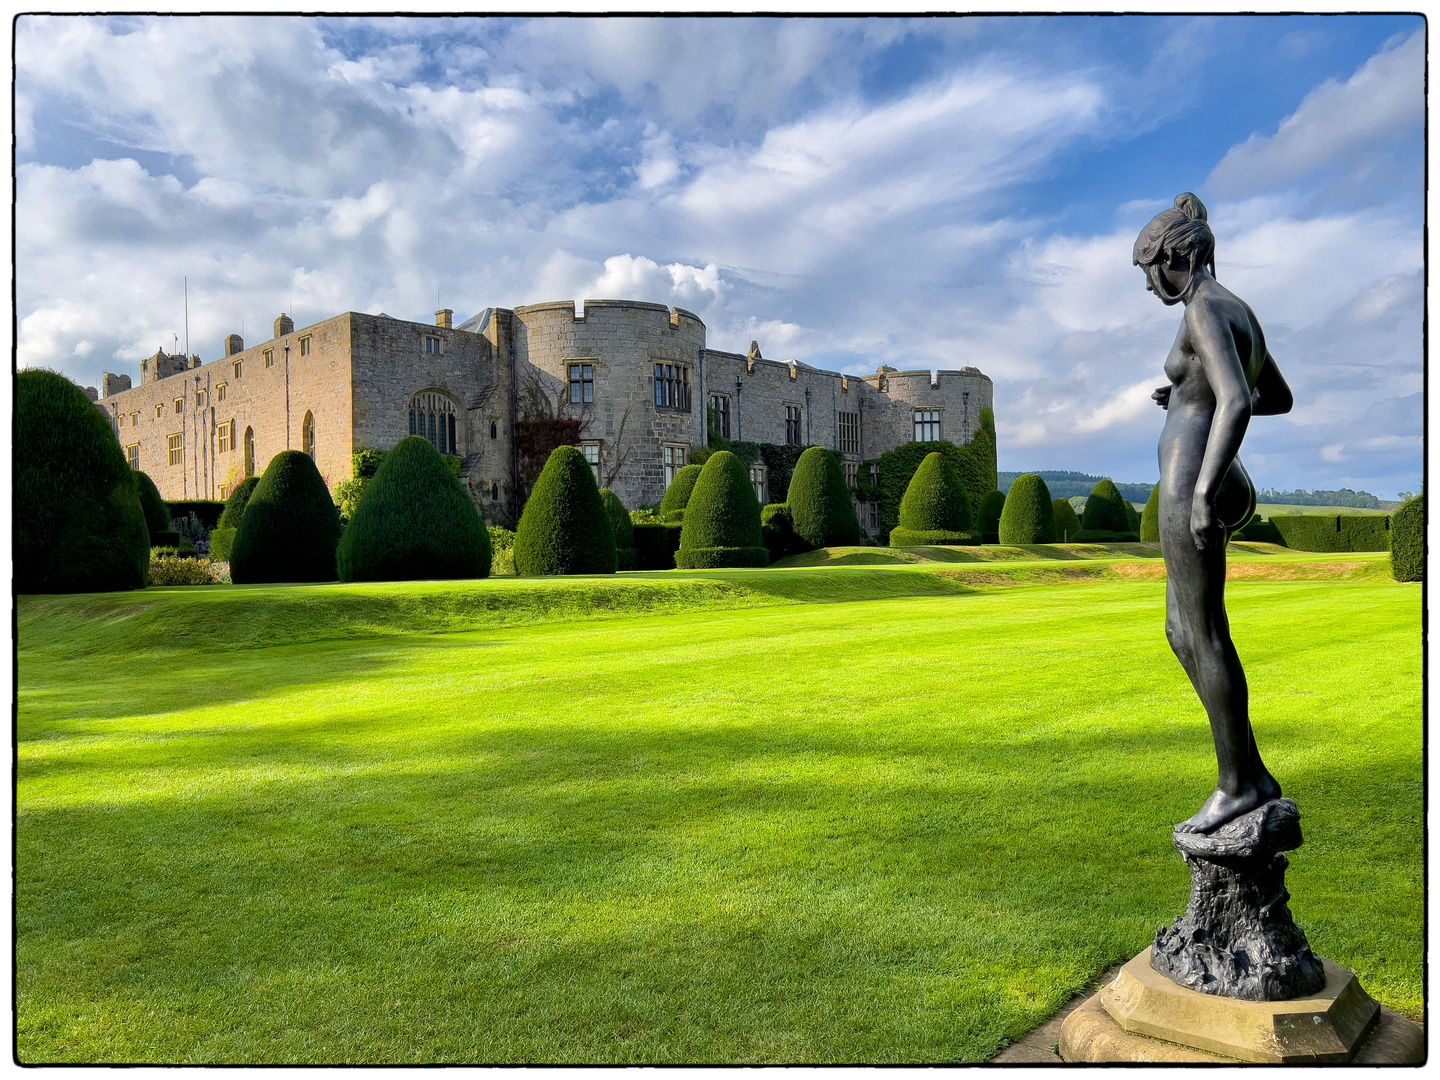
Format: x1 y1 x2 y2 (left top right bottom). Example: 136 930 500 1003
582 442 601 480
425 335 442 355
299 336 312 357
663 444 686 487
167 432 184 466
131 412 139 427
844 461 858 490
709 394 730 439
118 413 124 427
155 404 163 419
195 391 206 410
491 482 500 501
839 411 860 455
750 463 768 505
409 391 458 456
218 384 227 403
218 421 233 454
264 349 274 369
654 363 691 411
126 444 140 470
914 410 941 442
569 364 595 405
490 420 498 440
785 405 802 446
962 391 971 439
234 359 243 379
303 411 316 459
867 502 880 532
174 398 183 415
244 427 255 477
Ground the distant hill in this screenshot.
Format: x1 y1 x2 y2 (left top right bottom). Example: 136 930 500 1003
1256 488 1381 509
998 471 1153 503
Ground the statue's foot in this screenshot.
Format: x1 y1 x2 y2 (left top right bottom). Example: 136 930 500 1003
1175 778 1282 834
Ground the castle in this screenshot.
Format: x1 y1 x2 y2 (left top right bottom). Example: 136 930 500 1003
92 300 993 525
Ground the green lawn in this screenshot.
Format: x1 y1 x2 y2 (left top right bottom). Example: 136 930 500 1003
17 550 1422 1062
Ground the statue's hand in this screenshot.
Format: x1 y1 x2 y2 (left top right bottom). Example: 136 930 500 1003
1153 385 1171 410
1190 500 1220 551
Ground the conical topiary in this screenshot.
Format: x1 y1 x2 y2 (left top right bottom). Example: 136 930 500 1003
1081 479 1132 537
133 470 171 542
1390 495 1423 582
217 476 260 529
514 445 617 575
1052 499 1082 544
600 488 637 571
16 369 150 593
675 451 768 568
1140 485 1161 542
998 474 1056 545
891 451 975 546
230 450 343 583
336 436 491 582
788 446 861 548
660 464 703 521
978 489 1005 544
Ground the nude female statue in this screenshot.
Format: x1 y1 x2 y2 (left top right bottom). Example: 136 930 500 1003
1135 193 1294 835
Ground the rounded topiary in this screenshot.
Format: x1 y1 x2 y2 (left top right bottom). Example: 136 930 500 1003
891 452 975 546
600 488 637 571
1082 479 1131 534
1052 498 1082 544
514 445 617 575
132 470 171 542
1390 495 1424 582
660 464 703 521
1140 484 1161 543
788 446 861 548
16 369 150 594
977 489 1005 544
675 451 768 568
230 450 343 583
761 503 809 562
217 476 260 529
336 436 491 582
998 473 1056 545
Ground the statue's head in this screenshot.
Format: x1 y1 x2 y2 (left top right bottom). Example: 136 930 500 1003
1134 193 1216 304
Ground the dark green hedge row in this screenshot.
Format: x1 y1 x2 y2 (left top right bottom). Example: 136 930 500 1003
1270 514 1391 552
164 500 226 530
977 490 1005 544
600 489 637 571
1053 499 1082 543
853 409 997 539
1390 496 1423 581
1233 516 1283 544
633 521 683 569
890 528 980 546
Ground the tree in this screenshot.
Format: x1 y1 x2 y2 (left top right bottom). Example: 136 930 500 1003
675 451 768 568
514 445 617 575
891 452 975 546
230 450 343 583
998 474 1056 545
788 447 861 548
132 470 171 542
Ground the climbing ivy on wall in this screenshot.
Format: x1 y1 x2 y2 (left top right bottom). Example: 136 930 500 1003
854 409 997 538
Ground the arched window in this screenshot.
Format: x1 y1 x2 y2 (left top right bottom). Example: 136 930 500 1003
303 411 316 459
491 481 499 500
243 427 255 477
409 391 459 455
490 420 498 440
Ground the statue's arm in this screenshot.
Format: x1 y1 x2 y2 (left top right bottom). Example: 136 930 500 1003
1188 307 1253 549
1251 351 1293 416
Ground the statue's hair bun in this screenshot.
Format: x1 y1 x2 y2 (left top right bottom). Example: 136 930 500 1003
1174 192 1207 222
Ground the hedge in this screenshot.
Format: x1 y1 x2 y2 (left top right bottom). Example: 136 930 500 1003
1270 514 1391 553
16 369 150 594
855 409 997 540
230 451 343 583
1053 499 1082 544
891 452 975 546
514 445 617 575
164 500 225 531
336 436 491 582
1081 479 1130 534
1232 515 1283 545
660 464 703 520
208 527 237 562
761 503 811 562
633 521 683 570
676 451 768 568
600 488 637 571
998 473 1055 544
1139 485 1160 543
217 477 261 529
133 471 171 541
789 447 861 548
1390 496 1423 581
977 490 1005 545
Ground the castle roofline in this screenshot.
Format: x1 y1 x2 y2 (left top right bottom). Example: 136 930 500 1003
511 299 704 325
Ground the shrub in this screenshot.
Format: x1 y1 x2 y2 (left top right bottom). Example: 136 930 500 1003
890 452 974 546
217 477 261 529
1390 496 1423 581
514 445 617 575
132 471 170 541
1140 485 1161 542
164 501 225 531
488 526 517 576
675 451 767 568
149 555 224 586
633 521 683 569
1270 514 1391 553
998 474 1056 544
978 490 1005 544
761 503 812 562
1232 514 1283 545
789 447 861 548
15 369 150 594
230 451 343 583
172 511 210 549
1082 480 1130 533
660 464 703 520
1053 499 1082 544
151 531 181 549
337 436 491 582
600 488 637 571
208 527 237 562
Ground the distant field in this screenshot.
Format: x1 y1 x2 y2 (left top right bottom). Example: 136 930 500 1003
1255 503 1392 517
17 551 1421 1063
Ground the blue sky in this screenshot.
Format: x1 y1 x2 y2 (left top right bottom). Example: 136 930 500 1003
16 14 1424 497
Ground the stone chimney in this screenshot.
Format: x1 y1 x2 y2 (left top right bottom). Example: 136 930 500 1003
190 355 202 369
101 372 132 397
274 313 295 338
436 309 453 329
225 333 244 356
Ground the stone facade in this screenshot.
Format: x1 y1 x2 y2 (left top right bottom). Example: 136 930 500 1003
96 298 993 523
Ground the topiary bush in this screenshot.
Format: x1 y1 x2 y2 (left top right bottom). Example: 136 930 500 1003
675 451 768 568
632 521 683 569
217 477 260 529
336 436 491 582
660 464 703 521
16 369 150 593
132 470 170 542
600 488 637 571
1081 479 1132 537
998 473 1056 545
891 452 976 546
1390 496 1423 581
1140 485 1161 543
208 527 237 562
1270 514 1391 553
1053 499 1082 544
761 503 811 562
514 445 617 575
788 447 861 548
230 450 343 583
858 409 998 540
978 490 1005 544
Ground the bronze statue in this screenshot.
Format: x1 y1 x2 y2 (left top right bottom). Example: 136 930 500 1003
1135 193 1294 835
